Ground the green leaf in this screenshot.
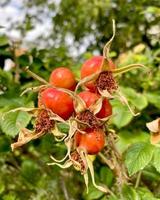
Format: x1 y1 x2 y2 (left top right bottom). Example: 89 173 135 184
2 193 16 200
137 187 160 200
111 100 133 128
121 87 148 110
145 92 160 109
108 196 119 200
125 142 155 176
100 167 114 187
0 182 5 194
1 111 31 137
21 160 40 184
0 137 10 152
153 148 160 173
0 35 8 46
83 184 103 200
122 185 140 200
57 123 69 133
116 130 149 153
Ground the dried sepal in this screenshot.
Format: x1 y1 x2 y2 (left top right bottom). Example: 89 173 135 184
51 123 66 142
146 118 160 133
21 85 48 96
113 63 146 76
98 115 111 122
84 173 89 193
89 97 103 115
86 154 111 194
49 111 68 124
55 87 86 113
50 137 73 163
101 19 116 71
98 88 114 99
116 90 140 116
73 95 86 113
47 160 73 168
150 134 160 145
75 72 100 93
11 128 45 151
103 19 116 59
4 107 40 118
146 118 160 145
67 119 78 140
49 120 77 163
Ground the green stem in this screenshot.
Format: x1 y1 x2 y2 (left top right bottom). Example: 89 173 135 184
25 66 48 84
135 171 142 188
98 152 114 170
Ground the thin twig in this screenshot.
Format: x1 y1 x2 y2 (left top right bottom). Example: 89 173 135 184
98 152 114 169
60 177 70 200
135 171 142 188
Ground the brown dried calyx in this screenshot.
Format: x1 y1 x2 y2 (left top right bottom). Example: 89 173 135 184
35 109 55 133
71 150 86 173
11 109 55 151
96 71 118 93
76 110 101 129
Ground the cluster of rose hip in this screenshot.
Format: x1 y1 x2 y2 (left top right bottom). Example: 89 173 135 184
11 21 143 193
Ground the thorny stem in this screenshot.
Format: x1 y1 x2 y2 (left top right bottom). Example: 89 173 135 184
135 171 142 188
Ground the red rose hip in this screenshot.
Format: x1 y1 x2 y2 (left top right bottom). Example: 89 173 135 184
49 67 76 90
75 129 105 155
38 88 74 120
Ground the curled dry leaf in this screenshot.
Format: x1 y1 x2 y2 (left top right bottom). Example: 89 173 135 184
11 128 46 151
10 108 70 150
146 118 160 145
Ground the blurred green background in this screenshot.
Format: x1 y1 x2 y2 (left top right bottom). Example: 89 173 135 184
0 0 160 199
